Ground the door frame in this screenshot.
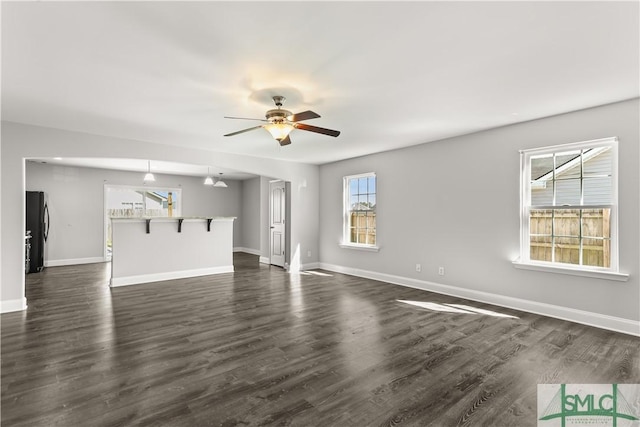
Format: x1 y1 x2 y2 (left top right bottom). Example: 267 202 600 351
268 180 291 269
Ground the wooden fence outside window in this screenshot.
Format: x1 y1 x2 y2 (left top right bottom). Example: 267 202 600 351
529 209 610 267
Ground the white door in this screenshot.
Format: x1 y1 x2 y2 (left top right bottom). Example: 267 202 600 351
269 181 286 267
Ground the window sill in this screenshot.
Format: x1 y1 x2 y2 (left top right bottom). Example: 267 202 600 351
339 243 380 252
512 260 629 282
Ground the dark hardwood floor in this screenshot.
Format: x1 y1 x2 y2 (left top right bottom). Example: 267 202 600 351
2 253 638 426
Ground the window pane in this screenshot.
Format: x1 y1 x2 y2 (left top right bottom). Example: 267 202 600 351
529 209 552 235
553 210 580 237
349 179 358 194
583 237 610 268
583 147 611 177
530 236 552 262
531 181 553 205
555 150 581 179
368 176 376 194
581 209 610 238
366 231 376 245
531 154 553 181
350 195 359 209
555 179 581 205
358 178 367 194
554 237 580 265
583 177 612 205
368 194 376 209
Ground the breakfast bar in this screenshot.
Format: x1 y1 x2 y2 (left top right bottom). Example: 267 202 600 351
110 216 235 287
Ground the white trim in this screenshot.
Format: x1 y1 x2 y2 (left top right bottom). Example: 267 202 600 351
110 265 234 287
45 257 105 267
301 262 320 271
259 256 270 264
519 137 618 155
233 247 261 256
317 262 639 337
512 260 629 281
339 243 380 252
1 297 28 313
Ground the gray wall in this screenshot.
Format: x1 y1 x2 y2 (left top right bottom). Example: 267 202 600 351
319 99 639 323
25 161 243 263
240 177 261 253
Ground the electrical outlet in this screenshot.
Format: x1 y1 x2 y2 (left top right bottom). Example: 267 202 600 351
307 250 312 257
438 266 445 276
415 264 421 272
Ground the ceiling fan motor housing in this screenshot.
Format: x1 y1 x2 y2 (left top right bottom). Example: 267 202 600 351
265 108 292 123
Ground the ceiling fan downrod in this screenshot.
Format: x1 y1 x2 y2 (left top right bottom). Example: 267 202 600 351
272 96 285 108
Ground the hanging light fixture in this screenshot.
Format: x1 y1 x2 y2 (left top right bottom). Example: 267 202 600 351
213 173 228 188
203 167 214 186
143 160 155 182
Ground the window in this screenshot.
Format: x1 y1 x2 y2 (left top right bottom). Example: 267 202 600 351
517 137 625 279
106 186 181 218
105 185 182 260
342 172 377 249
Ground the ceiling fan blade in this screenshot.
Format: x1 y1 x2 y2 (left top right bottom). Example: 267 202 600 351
224 116 268 122
294 123 340 137
278 135 292 146
288 110 321 122
224 125 263 137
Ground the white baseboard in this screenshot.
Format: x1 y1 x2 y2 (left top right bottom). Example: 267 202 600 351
318 263 640 337
45 257 105 267
259 256 270 264
301 262 320 271
1 297 27 313
111 265 234 287
233 247 261 256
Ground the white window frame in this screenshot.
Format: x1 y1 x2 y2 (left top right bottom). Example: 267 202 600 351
514 137 628 281
340 172 379 251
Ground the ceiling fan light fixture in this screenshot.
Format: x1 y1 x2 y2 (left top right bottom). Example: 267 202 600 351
143 160 155 182
264 122 294 142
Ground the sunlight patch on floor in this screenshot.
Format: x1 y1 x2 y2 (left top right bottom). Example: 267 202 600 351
397 300 519 319
296 270 333 277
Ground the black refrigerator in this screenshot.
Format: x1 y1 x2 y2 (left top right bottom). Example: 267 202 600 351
26 191 49 273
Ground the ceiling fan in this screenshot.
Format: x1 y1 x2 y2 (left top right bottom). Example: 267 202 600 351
224 96 340 146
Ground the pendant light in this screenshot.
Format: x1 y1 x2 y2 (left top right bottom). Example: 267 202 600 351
204 167 214 186
213 173 228 188
143 160 155 182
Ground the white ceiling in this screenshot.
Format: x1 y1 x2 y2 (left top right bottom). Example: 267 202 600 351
2 1 639 172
